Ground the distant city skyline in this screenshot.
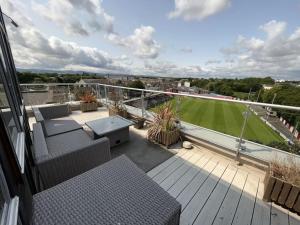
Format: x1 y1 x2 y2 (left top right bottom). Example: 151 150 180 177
2 0 300 80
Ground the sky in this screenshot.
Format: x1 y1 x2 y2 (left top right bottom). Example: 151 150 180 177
1 0 300 80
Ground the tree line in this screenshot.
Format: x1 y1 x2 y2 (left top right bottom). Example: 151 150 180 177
17 71 99 83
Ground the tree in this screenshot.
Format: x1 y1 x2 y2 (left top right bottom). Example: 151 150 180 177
128 80 145 89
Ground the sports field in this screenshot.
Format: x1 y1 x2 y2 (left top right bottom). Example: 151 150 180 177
154 97 284 145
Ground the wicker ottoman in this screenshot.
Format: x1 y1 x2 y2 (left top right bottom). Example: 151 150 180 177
32 155 181 225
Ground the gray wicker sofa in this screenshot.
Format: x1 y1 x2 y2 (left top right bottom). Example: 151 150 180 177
32 155 181 225
32 104 82 137
33 122 111 189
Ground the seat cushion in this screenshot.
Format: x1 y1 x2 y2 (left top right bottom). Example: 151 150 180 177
45 129 92 157
32 155 181 225
32 123 49 161
43 118 82 137
38 104 70 120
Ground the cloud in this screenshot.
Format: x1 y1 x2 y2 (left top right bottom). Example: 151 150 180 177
205 59 221 65
168 0 230 21
180 47 193 53
219 20 300 79
259 20 286 40
142 61 204 77
107 26 160 59
32 0 114 36
2 0 128 73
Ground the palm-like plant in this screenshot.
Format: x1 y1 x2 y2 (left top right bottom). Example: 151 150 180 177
148 102 178 141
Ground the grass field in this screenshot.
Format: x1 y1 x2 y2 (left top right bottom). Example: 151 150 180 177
153 97 284 145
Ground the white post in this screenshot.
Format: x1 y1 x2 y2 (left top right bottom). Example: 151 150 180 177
141 90 145 118
248 88 252 100
68 85 72 104
104 86 108 107
236 105 250 163
256 89 261 102
266 93 277 121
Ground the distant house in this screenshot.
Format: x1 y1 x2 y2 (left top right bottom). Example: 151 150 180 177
77 78 108 85
184 81 190 88
263 84 273 90
177 80 190 88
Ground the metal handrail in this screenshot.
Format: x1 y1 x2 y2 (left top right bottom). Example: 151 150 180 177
20 83 300 111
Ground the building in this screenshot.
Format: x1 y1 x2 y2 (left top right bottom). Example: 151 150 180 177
263 84 274 90
1 8 300 225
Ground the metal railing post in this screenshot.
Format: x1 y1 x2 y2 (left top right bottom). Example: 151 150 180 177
68 84 72 104
176 96 180 119
235 105 250 163
141 90 145 118
176 96 181 128
104 85 108 107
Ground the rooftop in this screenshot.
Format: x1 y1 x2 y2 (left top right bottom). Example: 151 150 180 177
28 107 300 225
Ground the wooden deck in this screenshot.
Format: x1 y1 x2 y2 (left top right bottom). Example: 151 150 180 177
147 148 300 225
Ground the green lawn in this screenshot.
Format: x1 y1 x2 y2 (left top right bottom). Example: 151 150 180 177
153 97 284 145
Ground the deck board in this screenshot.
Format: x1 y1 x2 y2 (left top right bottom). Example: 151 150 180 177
168 154 212 198
176 159 218 209
160 153 203 190
152 150 195 183
147 149 188 178
271 203 289 225
251 181 271 225
193 166 237 225
289 211 300 225
212 169 248 225
147 148 300 225
180 163 228 225
231 174 259 225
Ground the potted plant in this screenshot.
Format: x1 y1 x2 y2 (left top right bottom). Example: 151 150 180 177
263 157 300 214
108 89 128 118
147 102 180 147
80 92 98 112
129 115 146 129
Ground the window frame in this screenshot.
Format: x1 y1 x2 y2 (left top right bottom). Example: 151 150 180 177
0 165 19 225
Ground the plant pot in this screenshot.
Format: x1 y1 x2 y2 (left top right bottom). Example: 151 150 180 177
80 102 98 112
263 171 300 214
133 118 145 129
109 107 128 118
148 129 180 147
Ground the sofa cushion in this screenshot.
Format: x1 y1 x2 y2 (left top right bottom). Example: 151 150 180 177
32 155 181 225
32 123 49 161
32 107 44 122
38 104 70 120
43 118 82 137
45 129 93 157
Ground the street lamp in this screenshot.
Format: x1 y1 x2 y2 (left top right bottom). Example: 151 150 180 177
266 93 277 121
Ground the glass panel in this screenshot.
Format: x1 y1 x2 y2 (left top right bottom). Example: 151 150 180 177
0 185 5 220
0 164 9 223
0 73 18 149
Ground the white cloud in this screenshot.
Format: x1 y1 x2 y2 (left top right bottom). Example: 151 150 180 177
2 0 127 73
259 20 286 40
205 59 221 65
142 61 204 77
219 20 300 79
168 0 230 21
32 0 114 36
107 26 160 59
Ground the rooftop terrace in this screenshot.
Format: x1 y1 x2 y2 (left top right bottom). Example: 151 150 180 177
28 107 300 225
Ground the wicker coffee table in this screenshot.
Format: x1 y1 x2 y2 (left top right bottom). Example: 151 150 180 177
86 116 134 148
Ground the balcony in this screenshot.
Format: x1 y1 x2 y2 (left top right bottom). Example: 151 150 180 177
25 83 300 225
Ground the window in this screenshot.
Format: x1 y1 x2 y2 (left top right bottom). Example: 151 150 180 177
0 164 20 225
0 71 18 149
0 41 24 173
